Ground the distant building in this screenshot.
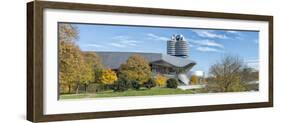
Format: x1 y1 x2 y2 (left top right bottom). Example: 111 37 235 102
167 39 176 56
167 34 188 57
90 34 196 85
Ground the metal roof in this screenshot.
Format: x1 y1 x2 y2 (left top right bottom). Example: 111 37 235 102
90 51 196 69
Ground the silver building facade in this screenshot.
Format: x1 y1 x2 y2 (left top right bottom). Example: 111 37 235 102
92 34 195 85
167 34 188 57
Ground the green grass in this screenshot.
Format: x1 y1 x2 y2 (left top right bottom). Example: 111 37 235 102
60 87 195 100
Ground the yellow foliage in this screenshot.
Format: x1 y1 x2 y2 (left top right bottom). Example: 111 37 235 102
154 74 167 87
59 24 78 42
59 41 84 85
58 24 101 93
119 54 151 84
190 75 198 85
79 61 93 84
99 69 118 85
83 52 103 83
83 52 102 69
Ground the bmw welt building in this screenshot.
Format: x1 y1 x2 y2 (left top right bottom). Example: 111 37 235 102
92 34 196 85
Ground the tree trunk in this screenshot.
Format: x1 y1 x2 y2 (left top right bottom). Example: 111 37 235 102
84 84 87 93
76 84 80 94
68 85 71 94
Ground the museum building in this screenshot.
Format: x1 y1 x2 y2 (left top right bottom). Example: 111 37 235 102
93 34 196 84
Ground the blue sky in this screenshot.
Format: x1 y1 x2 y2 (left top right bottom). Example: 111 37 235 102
70 23 259 74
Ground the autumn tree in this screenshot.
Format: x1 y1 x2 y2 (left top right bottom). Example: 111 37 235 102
205 55 246 92
58 23 80 93
119 54 151 84
59 41 85 93
99 69 118 85
83 52 103 71
82 52 103 90
58 23 93 94
59 23 78 43
77 59 94 93
154 74 167 87
190 75 198 85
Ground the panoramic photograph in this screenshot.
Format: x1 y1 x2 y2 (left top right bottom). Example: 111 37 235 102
58 23 259 100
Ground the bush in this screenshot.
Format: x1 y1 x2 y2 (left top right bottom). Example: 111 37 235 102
144 78 156 89
98 68 118 85
112 78 130 92
86 83 106 93
131 80 141 90
166 78 178 88
154 74 167 87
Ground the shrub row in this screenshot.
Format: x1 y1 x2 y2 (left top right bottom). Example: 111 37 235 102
111 77 179 92
76 77 180 93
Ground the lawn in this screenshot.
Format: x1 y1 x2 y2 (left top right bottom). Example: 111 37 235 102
60 87 196 100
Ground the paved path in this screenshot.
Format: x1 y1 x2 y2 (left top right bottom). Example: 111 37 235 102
178 85 205 90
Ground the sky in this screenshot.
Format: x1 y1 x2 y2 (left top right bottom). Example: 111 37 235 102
68 23 259 74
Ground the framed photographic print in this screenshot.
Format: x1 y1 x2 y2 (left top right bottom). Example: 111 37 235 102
27 1 273 122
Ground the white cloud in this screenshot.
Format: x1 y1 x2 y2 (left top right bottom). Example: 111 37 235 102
109 43 126 48
196 47 221 52
82 43 105 48
192 30 228 39
147 33 169 41
120 40 138 46
191 39 224 48
226 31 239 34
235 36 243 40
110 35 140 47
189 44 194 47
120 40 138 43
226 30 248 41
226 30 245 41
112 35 129 40
245 59 259 63
245 58 259 70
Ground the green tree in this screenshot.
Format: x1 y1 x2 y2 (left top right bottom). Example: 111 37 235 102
131 80 141 90
144 78 156 89
119 54 151 84
112 78 131 92
166 78 178 88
